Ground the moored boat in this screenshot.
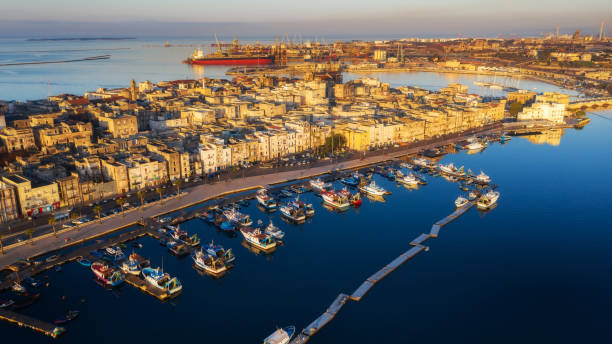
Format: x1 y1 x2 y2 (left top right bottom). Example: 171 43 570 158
359 181 387 196
321 190 350 210
280 204 306 222
477 191 500 210
192 249 227 275
256 189 277 210
141 267 182 295
205 241 236 263
91 262 125 286
466 141 485 150
455 196 469 208
54 310 80 325
475 171 491 184
263 221 285 240
240 226 277 250
263 325 296 344
288 197 314 217
438 163 465 176
309 178 330 192
397 173 419 185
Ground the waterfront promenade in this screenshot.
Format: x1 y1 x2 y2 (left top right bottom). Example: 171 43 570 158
0 120 553 268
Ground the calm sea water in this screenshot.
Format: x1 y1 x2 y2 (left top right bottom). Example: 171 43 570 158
1 38 612 343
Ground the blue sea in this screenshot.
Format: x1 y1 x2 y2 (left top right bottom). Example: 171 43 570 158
1 37 611 343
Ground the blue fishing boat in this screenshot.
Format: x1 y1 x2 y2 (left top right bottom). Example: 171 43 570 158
77 257 91 267
340 176 359 187
205 241 236 263
220 221 235 231
141 267 182 295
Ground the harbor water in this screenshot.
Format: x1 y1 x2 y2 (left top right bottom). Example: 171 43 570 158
1 37 612 342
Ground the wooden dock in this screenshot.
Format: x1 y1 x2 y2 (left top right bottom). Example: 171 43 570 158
0 309 64 338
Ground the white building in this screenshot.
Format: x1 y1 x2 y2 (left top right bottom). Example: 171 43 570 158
517 102 566 124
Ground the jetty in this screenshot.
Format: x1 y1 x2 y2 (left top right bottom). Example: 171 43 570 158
0 309 64 338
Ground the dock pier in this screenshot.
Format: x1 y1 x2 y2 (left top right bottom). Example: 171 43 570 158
0 309 64 338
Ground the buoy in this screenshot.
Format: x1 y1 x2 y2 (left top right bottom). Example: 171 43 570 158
45 282 50 287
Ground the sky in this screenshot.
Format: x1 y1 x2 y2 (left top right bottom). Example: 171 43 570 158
1 0 610 38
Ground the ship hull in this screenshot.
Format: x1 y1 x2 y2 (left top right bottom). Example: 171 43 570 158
187 57 273 65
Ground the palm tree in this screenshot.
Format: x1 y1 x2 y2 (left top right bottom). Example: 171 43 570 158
137 190 145 210
174 179 182 199
25 229 34 245
0 234 4 255
116 198 126 217
70 211 80 231
93 205 103 223
48 216 57 237
156 187 163 205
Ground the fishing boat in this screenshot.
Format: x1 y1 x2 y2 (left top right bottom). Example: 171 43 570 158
475 171 491 184
465 141 485 150
438 163 465 176
400 162 414 169
12 282 26 293
477 191 500 209
121 256 142 275
350 192 362 206
290 185 306 194
263 325 296 344
105 247 125 261
170 227 201 247
167 241 190 257
340 176 359 187
321 190 350 210
468 191 479 200
359 181 387 196
309 178 330 192
223 208 253 227
280 204 306 222
500 135 512 143
398 173 419 186
220 220 236 231
256 189 277 210
91 262 125 286
205 241 236 263
280 189 294 198
54 310 80 325
263 221 285 239
288 197 315 217
141 267 182 295
0 299 14 310
413 158 430 168
198 211 216 223
455 196 469 208
240 226 277 250
192 249 227 275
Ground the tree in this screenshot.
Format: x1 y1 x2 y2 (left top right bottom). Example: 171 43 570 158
93 205 103 223
0 234 4 255
137 191 145 209
25 229 34 245
48 216 57 238
509 102 524 116
173 179 182 199
157 187 163 205
321 133 347 155
116 198 126 217
70 212 80 231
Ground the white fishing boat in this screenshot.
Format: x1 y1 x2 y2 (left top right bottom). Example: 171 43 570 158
256 189 277 210
240 226 277 250
359 181 387 196
205 241 236 264
120 256 142 275
466 141 485 150
264 221 285 239
279 204 306 222
321 190 350 210
412 158 430 167
468 191 479 200
477 191 500 210
475 171 491 184
438 163 465 176
309 178 330 192
398 173 419 185
455 196 469 208
141 267 182 295
192 249 227 275
263 326 296 344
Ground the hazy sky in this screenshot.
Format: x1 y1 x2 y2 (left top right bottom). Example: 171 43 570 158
1 0 610 37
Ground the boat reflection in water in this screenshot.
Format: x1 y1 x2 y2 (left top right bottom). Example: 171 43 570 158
365 194 386 203
240 240 277 256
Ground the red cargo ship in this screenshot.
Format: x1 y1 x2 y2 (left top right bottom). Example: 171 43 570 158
185 49 274 65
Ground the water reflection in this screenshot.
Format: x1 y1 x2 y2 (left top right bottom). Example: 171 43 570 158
523 129 565 146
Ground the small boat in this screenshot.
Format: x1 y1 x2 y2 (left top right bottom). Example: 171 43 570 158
400 162 414 169
0 299 14 310
350 192 362 206
466 141 485 150
205 241 236 263
439 162 465 176
455 196 469 208
309 178 330 192
477 191 500 210
223 208 253 227
475 171 491 184
141 267 182 295
24 277 41 288
280 204 306 222
263 325 296 344
54 310 80 325
263 221 285 240
105 247 125 261
468 191 479 200
413 158 430 167
321 190 350 210
132 242 143 249
91 262 125 286
359 181 387 196
340 176 359 187
290 185 306 194
240 227 277 250
121 256 142 275
12 282 26 293
192 249 227 275
77 257 92 267
256 189 277 210
167 242 190 257
220 221 236 231
280 189 294 198
397 173 419 186
288 197 315 217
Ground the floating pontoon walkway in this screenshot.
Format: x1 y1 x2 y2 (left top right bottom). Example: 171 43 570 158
0 309 65 338
293 199 479 342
